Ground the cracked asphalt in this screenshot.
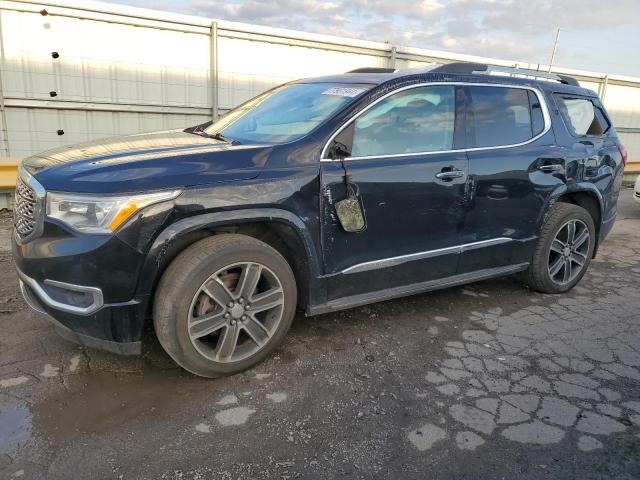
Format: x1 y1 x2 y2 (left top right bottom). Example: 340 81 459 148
1 189 640 480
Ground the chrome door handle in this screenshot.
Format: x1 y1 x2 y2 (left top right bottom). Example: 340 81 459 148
436 170 465 180
538 164 562 172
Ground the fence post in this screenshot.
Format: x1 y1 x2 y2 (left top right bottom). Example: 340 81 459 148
388 45 396 69
0 8 11 160
599 75 609 103
210 21 219 120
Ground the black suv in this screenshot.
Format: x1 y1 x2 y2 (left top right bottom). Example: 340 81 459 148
13 63 626 377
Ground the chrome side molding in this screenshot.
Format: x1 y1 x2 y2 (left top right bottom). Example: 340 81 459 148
341 237 513 275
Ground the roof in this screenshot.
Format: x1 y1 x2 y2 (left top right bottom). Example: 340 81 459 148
298 72 397 85
298 65 596 97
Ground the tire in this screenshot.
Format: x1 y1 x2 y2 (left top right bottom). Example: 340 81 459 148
154 234 297 378
522 202 596 294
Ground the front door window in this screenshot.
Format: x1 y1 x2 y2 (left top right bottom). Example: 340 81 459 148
350 85 456 157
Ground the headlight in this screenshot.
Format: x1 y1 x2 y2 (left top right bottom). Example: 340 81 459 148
46 190 181 234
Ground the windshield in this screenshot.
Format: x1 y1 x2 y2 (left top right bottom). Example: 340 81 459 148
203 83 371 144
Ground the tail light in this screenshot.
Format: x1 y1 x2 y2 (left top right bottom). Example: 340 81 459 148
618 143 628 166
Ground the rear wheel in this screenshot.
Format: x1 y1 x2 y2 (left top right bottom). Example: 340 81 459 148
522 203 595 294
154 234 297 378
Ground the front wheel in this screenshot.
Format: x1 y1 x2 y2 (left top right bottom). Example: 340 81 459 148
522 203 595 294
154 234 297 378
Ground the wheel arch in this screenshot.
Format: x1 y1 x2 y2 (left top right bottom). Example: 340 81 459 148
137 208 323 317
541 184 604 256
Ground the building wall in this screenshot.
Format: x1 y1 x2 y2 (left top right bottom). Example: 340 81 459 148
1 0 639 209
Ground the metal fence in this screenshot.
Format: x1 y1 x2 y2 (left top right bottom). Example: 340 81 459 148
1 0 640 208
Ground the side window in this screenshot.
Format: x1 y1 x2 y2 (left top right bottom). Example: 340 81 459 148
554 95 610 136
468 86 538 148
350 85 455 157
528 90 545 136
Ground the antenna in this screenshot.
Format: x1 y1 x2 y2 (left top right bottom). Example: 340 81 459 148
548 28 561 73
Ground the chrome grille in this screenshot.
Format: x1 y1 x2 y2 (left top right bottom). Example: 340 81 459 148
14 177 39 240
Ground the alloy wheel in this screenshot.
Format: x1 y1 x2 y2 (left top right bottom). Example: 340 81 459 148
547 219 590 285
187 262 285 363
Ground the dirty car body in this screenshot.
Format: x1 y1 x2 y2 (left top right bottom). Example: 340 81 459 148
12 64 625 375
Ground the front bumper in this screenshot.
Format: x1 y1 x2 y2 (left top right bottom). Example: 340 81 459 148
18 268 145 355
13 222 150 355
19 273 143 354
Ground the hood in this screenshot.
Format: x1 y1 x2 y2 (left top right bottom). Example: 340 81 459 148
25 130 273 194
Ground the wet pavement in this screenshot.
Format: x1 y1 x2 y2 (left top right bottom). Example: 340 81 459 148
1 189 640 480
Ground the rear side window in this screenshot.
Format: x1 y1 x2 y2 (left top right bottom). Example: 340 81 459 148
350 85 455 157
467 86 540 148
554 95 610 136
528 91 545 136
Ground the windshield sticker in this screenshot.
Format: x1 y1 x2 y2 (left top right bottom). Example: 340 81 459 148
321 87 366 98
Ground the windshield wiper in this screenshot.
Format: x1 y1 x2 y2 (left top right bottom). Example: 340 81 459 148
187 124 240 144
209 132 239 144
187 122 211 136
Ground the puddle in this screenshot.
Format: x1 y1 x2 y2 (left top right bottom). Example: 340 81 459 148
0 401 32 453
31 367 215 445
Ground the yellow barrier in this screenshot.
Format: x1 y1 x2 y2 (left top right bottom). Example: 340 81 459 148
625 160 640 173
0 164 17 190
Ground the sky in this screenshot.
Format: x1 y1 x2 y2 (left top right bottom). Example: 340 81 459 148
111 0 640 77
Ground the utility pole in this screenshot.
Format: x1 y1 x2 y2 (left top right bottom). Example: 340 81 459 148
548 28 561 73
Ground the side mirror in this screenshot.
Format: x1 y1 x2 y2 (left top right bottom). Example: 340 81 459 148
329 141 351 160
329 123 355 159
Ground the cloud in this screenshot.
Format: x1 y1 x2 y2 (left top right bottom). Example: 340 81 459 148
185 0 344 31
127 0 640 74
349 0 444 19
474 0 640 32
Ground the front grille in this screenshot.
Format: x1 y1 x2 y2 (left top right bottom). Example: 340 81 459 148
14 177 39 240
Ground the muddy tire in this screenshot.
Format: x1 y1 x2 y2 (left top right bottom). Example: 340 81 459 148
154 234 297 378
522 202 595 294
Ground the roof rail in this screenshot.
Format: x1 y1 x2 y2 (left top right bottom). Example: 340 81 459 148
431 62 488 75
431 62 580 87
347 67 396 74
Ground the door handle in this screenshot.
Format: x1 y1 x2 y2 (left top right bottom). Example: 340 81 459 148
436 169 465 180
537 164 562 172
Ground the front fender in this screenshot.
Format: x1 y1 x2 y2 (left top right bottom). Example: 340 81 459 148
135 208 323 308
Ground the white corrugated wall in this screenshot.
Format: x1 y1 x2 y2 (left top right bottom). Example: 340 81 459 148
1 0 639 209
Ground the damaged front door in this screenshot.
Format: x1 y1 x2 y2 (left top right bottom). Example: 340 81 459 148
320 84 469 300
